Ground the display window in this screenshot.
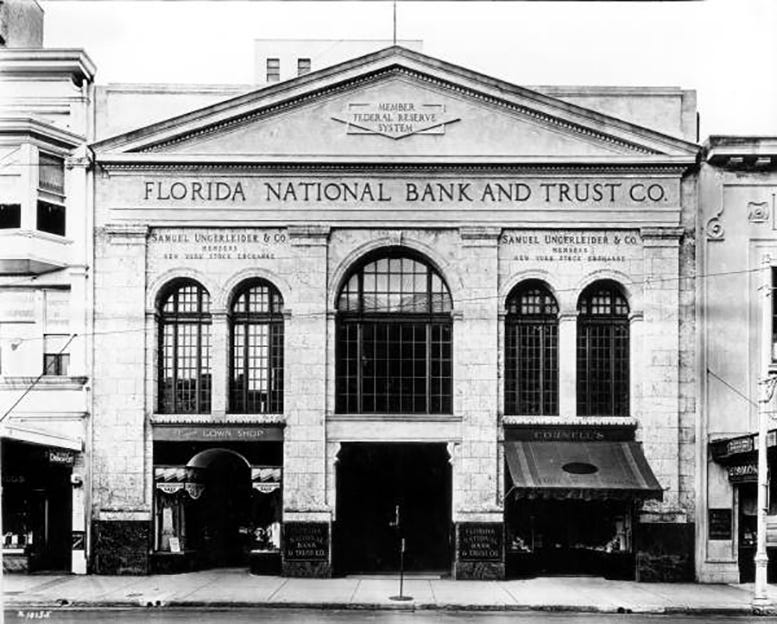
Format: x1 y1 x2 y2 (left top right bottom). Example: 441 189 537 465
249 466 282 553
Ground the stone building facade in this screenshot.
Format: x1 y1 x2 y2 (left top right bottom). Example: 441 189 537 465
88 47 699 580
698 137 777 583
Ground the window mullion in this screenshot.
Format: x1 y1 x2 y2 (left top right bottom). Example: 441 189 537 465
538 323 545 416
357 322 363 414
425 322 431 414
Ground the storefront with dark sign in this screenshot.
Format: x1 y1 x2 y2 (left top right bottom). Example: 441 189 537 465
2 440 74 573
150 425 283 574
503 426 663 580
708 431 777 582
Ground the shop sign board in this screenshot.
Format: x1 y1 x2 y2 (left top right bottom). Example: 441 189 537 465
152 424 284 442
505 425 635 442
283 522 329 562
708 509 733 541
727 462 758 483
458 523 503 562
710 430 777 462
48 450 75 466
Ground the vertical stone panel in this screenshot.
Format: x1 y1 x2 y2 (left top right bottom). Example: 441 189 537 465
92 224 150 572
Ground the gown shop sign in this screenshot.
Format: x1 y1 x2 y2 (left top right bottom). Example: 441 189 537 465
132 176 679 210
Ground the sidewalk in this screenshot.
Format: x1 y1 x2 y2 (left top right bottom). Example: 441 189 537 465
5 570 777 615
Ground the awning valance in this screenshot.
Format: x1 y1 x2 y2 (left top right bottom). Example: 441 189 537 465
504 441 663 502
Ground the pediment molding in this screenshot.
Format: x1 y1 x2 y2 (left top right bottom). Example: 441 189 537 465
92 47 699 161
135 67 660 157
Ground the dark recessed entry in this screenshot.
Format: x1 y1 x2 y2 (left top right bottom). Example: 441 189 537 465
562 462 599 475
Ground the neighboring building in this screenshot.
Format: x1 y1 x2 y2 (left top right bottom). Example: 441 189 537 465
0 0 42 48
0 0 95 574
698 137 777 583
254 39 423 85
89 46 699 580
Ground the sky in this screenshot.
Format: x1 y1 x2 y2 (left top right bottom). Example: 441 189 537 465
40 0 777 139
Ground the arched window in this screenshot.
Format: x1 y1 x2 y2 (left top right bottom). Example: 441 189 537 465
505 281 559 415
158 280 211 414
229 280 284 414
336 250 453 414
576 280 629 417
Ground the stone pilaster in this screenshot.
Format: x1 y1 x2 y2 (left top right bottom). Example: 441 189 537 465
558 312 577 418
282 225 332 576
210 311 228 418
454 227 504 579
92 224 151 573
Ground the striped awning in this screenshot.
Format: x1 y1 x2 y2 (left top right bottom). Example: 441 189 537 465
504 441 663 501
251 466 282 493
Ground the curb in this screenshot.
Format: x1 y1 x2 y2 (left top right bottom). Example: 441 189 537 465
6 599 766 616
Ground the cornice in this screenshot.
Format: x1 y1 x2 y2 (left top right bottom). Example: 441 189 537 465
704 136 777 169
96 158 692 176
0 49 96 86
151 414 286 425
502 416 639 428
0 116 85 150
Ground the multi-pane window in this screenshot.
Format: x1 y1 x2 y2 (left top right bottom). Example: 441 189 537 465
266 58 280 83
577 281 629 417
229 281 284 414
158 281 212 414
336 251 453 414
505 281 558 415
43 334 71 376
297 58 311 76
37 153 66 236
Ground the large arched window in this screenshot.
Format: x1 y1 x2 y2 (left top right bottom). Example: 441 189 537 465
576 280 629 417
336 250 453 414
158 280 211 414
505 281 559 415
229 280 284 414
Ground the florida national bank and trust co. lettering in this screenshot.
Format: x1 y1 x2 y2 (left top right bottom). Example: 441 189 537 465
138 177 677 209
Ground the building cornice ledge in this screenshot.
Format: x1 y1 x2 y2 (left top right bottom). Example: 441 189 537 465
503 416 638 428
0 49 96 85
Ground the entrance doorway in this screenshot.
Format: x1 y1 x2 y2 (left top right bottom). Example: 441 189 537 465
335 442 452 575
189 449 252 567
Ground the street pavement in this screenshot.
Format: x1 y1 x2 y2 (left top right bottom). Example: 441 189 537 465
6 570 777 616
7 608 777 623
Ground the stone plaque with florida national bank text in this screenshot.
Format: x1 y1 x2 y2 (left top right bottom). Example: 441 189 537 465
458 523 504 562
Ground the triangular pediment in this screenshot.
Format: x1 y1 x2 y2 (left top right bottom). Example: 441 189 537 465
92 47 698 164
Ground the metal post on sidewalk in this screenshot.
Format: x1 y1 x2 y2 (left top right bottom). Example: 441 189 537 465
389 504 412 602
755 259 777 612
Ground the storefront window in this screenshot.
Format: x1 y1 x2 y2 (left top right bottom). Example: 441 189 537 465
229 281 284 414
576 281 630 417
505 281 559 415
335 250 453 414
158 280 212 414
249 467 282 552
